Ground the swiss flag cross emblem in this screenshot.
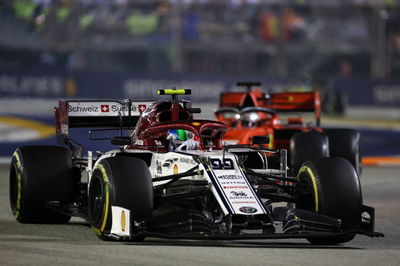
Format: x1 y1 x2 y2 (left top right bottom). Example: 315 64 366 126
138 105 147 113
101 105 109 112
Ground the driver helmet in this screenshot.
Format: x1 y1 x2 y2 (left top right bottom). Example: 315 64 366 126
241 112 260 128
167 129 198 151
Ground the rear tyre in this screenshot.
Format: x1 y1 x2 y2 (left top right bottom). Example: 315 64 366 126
296 158 362 244
324 128 362 176
290 130 329 175
9 146 74 224
88 157 153 241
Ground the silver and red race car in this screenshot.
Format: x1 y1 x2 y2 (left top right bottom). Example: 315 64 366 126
9 89 382 244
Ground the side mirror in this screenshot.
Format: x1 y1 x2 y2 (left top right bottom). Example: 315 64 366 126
111 136 131 146
252 135 270 145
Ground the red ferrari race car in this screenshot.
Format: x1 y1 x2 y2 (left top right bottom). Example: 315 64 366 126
9 89 381 243
215 82 361 175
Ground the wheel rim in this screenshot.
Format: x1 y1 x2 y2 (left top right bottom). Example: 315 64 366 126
89 176 104 224
296 176 316 212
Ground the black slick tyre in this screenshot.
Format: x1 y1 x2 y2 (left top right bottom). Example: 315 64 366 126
296 157 362 244
9 146 74 224
88 157 153 241
324 128 362 176
290 130 329 175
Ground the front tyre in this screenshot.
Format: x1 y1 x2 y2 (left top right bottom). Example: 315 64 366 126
88 157 153 241
296 158 362 244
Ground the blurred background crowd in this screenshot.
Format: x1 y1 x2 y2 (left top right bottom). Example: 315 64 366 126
1 0 400 79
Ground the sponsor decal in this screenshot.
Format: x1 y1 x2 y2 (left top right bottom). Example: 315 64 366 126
67 102 147 117
156 160 162 174
212 166 266 215
217 174 242 180
68 104 99 113
239 206 258 214
220 181 246 185
138 104 147 113
179 158 198 165
180 158 190 164
101 105 109 112
111 104 137 113
230 191 247 197
223 186 248 189
121 210 126 232
162 159 174 168
173 164 178 174
229 190 252 200
110 206 130 237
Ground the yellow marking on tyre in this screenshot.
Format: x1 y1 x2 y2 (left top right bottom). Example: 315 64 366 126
13 152 22 219
298 166 319 212
16 172 21 209
91 164 110 235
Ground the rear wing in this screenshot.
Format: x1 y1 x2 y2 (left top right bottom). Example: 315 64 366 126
219 89 265 108
266 92 321 125
55 100 152 138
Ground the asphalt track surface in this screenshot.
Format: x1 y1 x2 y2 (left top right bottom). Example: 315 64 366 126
0 166 399 266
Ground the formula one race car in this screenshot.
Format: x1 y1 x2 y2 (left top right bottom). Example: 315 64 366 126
215 82 362 176
9 89 382 244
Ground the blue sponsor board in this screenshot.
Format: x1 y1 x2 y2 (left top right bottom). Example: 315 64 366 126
0 69 283 102
335 78 400 107
2 69 400 107
359 128 400 157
